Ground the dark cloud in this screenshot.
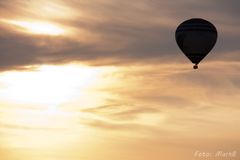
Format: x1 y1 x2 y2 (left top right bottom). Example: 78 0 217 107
0 0 239 71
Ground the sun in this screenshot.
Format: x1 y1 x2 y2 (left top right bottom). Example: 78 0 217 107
2 19 65 36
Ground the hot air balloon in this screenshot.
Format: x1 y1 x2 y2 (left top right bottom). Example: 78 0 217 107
175 18 218 69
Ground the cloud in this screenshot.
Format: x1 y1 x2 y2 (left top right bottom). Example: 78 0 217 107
0 123 65 131
82 103 159 120
74 62 240 136
81 119 144 130
0 0 239 71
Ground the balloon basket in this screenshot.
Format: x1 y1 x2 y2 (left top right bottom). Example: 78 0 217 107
193 65 198 69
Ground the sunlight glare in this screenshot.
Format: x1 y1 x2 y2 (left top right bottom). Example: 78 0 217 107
4 20 65 35
0 65 116 106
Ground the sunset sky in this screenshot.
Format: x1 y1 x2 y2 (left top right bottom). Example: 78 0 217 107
0 0 239 160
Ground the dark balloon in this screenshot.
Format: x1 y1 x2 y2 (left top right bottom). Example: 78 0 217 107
175 18 218 69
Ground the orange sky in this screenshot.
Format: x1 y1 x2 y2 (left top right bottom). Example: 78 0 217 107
0 0 239 160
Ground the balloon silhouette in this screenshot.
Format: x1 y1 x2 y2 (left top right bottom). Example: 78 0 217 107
175 18 218 69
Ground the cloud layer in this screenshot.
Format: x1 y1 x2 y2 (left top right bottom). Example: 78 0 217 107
0 1 240 160
0 0 240 70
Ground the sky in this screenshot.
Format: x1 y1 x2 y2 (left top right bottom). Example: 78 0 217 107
0 0 239 160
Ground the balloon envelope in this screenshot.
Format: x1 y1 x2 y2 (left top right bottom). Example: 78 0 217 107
175 18 218 69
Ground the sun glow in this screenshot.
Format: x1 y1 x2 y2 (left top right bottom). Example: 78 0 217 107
3 20 65 35
0 65 115 106
0 65 117 152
